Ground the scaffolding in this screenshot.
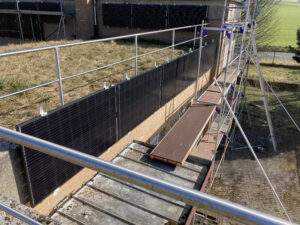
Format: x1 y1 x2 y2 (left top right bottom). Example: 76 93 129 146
0 0 72 40
0 0 299 224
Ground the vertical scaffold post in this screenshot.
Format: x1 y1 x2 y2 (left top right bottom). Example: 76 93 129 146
194 21 204 100
251 28 278 152
54 47 65 106
215 0 228 75
59 0 66 38
172 29 175 59
214 79 291 222
135 35 138 76
16 0 24 40
213 28 234 157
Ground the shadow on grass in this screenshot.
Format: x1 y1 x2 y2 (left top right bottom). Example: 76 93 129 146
216 85 300 171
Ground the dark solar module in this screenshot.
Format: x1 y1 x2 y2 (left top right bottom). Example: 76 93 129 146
169 6 207 28
102 4 208 30
103 3 132 28
38 2 61 12
0 2 16 9
161 59 179 104
200 43 218 73
133 4 166 29
17 47 217 206
17 87 117 206
118 67 162 136
17 2 61 11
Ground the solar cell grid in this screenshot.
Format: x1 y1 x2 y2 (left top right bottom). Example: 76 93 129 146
118 66 162 136
102 4 207 29
17 87 117 205
17 48 217 206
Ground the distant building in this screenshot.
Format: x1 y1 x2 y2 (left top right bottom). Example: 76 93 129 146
0 0 241 41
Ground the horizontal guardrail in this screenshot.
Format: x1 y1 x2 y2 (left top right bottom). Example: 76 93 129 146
0 126 295 225
0 22 215 106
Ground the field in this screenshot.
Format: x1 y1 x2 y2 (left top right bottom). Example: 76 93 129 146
0 40 184 129
270 2 300 48
209 63 300 222
248 64 300 84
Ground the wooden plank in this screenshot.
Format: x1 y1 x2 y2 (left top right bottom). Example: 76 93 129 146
199 90 221 105
150 103 216 165
189 131 218 162
207 84 221 93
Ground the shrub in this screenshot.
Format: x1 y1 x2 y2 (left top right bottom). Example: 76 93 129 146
293 27 300 63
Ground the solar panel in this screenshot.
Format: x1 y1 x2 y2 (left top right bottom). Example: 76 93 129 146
102 4 208 30
133 4 166 29
169 6 208 28
17 87 117 206
102 3 132 28
161 59 179 104
16 46 217 206
118 67 162 136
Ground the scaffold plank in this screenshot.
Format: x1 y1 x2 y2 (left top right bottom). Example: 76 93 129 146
150 103 215 165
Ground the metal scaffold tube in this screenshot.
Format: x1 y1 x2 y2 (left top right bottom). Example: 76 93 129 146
263 76 300 133
0 202 42 225
214 79 293 223
250 29 278 152
0 126 295 225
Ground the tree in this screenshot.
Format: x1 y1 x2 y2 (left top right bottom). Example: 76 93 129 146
292 27 300 62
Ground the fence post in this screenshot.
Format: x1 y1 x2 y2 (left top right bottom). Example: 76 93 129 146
54 47 65 106
194 22 204 100
135 35 138 76
193 26 197 49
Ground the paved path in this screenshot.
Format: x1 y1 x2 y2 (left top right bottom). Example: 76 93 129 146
258 51 297 65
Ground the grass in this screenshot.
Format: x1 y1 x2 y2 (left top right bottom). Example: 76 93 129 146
244 64 300 145
0 39 185 129
269 2 300 48
209 63 300 222
248 64 300 85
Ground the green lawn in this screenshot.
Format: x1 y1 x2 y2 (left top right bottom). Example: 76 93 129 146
271 2 300 48
248 64 300 84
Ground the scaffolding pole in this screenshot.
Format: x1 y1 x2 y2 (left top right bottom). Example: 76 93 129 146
250 28 278 152
214 78 292 222
16 0 24 40
263 76 300 133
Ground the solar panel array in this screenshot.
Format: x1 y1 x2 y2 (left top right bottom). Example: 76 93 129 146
17 88 117 205
17 43 217 206
102 3 208 29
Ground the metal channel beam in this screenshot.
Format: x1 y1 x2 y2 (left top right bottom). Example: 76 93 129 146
0 126 295 225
